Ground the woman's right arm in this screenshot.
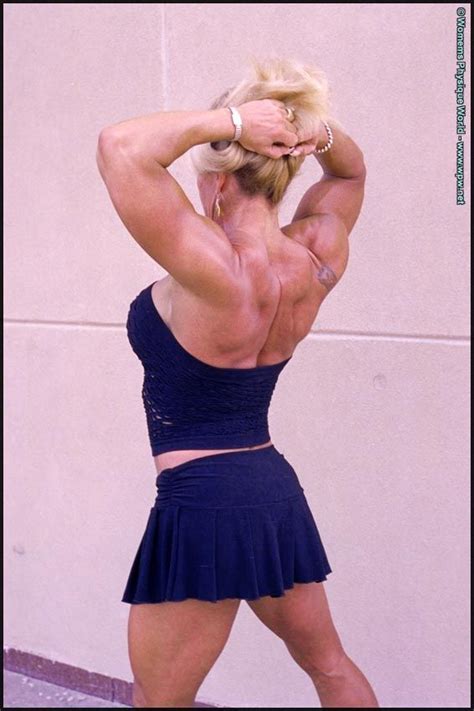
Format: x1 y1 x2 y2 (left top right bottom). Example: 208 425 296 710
283 121 366 293
293 120 367 236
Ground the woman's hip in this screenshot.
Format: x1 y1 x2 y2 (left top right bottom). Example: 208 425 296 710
154 444 304 509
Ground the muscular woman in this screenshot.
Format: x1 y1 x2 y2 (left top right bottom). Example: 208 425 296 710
97 57 378 708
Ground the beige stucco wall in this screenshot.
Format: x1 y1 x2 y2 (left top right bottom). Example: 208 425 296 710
4 4 470 708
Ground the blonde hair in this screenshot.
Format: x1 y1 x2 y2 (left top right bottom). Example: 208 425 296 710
191 57 331 204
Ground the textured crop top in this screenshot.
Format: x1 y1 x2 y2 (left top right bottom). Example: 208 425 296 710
126 282 292 456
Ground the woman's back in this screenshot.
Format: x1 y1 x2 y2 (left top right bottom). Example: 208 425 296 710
152 229 335 371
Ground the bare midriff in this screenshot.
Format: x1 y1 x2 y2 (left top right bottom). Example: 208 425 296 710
154 440 273 475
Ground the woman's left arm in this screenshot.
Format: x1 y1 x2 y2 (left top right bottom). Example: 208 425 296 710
96 104 296 301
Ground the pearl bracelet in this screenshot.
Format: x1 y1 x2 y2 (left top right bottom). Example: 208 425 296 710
314 120 333 154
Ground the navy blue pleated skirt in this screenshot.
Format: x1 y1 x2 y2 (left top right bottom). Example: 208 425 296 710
121 445 332 604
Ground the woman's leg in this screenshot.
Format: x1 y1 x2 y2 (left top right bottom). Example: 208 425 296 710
128 598 241 708
247 582 379 708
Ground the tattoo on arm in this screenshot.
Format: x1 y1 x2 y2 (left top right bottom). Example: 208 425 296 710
317 264 338 292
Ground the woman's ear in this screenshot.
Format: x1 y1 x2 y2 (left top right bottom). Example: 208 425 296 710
215 172 227 194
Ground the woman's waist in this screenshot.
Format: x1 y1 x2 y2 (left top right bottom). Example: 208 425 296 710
154 441 273 476
153 443 304 509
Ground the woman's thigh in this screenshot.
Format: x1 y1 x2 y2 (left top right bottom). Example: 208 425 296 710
128 598 240 700
246 582 345 674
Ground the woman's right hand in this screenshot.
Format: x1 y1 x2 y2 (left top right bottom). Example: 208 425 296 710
287 119 326 157
236 99 300 159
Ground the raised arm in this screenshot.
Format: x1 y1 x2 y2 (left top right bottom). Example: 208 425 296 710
284 120 366 291
96 108 239 301
294 120 367 233
96 102 297 302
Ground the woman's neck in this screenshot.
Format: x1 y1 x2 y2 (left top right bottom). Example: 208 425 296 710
221 199 281 247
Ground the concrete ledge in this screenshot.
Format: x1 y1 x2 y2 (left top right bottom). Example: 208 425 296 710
3 648 217 707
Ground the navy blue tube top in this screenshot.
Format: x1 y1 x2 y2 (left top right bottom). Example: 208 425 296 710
126 282 292 456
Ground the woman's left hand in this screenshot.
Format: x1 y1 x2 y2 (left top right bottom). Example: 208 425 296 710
237 99 299 159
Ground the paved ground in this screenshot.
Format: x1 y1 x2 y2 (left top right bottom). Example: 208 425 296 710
3 670 128 708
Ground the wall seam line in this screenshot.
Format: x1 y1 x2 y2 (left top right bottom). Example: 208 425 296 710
3 319 470 346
